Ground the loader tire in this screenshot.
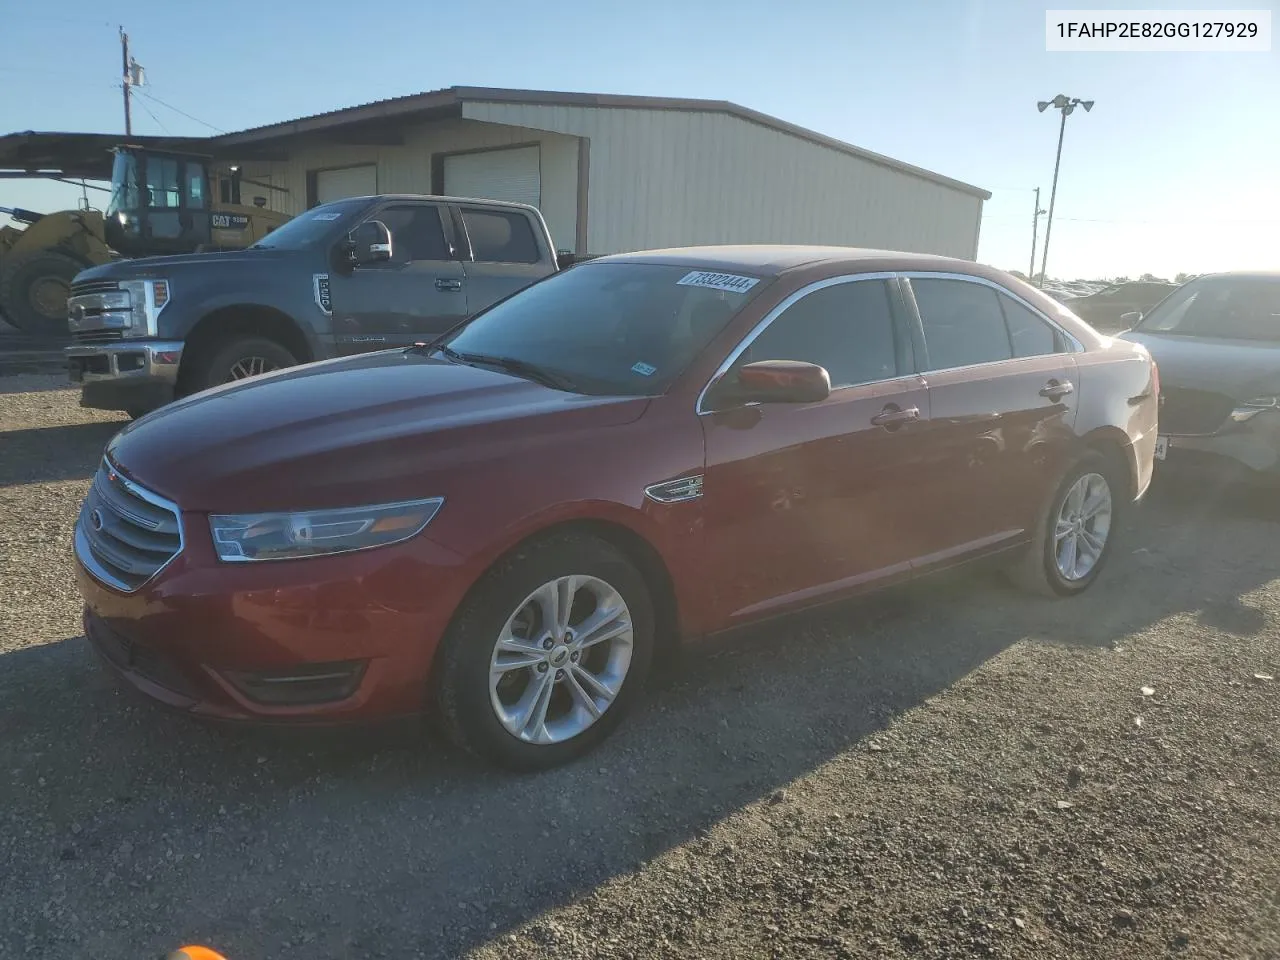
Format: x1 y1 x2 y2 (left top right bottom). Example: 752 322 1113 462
0 250 82 337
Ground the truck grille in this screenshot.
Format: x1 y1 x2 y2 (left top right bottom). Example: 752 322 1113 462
69 279 121 298
1159 388 1237 436
71 330 125 345
75 460 183 592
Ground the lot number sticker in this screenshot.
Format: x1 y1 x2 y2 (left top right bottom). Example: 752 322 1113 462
677 271 760 294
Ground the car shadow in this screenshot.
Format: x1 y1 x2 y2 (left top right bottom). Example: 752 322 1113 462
0 420 123 487
1 480 1278 958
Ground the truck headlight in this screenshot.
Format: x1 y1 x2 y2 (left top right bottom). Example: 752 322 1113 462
209 498 444 562
119 279 171 336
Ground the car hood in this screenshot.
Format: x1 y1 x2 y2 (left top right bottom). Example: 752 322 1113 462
1119 330 1280 399
107 351 650 512
76 248 296 282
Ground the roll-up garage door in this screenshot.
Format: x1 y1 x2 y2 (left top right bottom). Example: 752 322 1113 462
315 164 378 204
443 146 540 207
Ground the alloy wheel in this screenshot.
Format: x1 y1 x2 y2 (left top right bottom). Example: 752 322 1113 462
1054 471 1113 581
225 356 279 381
488 575 634 745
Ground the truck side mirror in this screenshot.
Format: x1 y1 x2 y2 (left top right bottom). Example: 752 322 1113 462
349 220 392 267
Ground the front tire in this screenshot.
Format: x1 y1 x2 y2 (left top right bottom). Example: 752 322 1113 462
188 336 297 393
1009 452 1123 597
433 533 655 771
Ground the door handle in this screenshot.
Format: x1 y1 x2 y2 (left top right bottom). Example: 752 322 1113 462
870 404 921 428
1039 379 1075 401
435 278 463 292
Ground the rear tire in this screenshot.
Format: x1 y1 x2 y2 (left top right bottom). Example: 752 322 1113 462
186 336 297 394
1008 452 1124 597
432 533 655 771
0 251 82 336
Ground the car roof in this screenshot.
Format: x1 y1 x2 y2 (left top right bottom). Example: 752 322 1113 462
1190 270 1280 281
592 244 987 277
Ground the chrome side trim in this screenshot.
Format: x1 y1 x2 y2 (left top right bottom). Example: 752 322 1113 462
644 475 704 504
897 271 1086 355
694 272 898 416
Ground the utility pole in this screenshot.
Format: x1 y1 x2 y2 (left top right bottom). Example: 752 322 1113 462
1035 94 1093 288
119 27 132 135
1029 187 1046 281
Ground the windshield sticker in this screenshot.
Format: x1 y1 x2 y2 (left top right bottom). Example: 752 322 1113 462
631 361 657 377
312 212 343 221
677 271 760 294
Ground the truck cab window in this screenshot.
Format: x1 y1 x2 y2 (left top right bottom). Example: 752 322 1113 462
146 157 181 209
371 205 450 263
461 208 539 264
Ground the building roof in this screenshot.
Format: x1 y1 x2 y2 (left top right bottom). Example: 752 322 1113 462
206 86 990 200
0 132 207 181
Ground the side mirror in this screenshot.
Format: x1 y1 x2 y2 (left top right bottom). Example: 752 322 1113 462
349 219 392 267
1120 311 1142 328
734 360 831 405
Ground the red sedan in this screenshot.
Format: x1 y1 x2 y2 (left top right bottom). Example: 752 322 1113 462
75 246 1158 770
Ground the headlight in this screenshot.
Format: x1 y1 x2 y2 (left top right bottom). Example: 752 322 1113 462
1231 396 1279 423
119 279 171 336
209 497 444 562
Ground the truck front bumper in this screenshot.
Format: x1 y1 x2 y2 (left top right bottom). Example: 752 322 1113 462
66 340 184 413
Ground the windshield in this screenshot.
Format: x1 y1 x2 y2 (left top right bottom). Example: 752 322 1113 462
249 198 369 250
441 262 767 396
105 151 139 220
1137 276 1280 341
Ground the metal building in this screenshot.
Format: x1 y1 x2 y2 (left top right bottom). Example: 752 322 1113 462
168 87 993 258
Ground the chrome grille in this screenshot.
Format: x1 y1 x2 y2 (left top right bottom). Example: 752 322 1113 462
72 329 125 345
69 279 121 298
1159 388 1236 436
75 460 183 592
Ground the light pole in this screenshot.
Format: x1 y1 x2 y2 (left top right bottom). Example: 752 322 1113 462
1029 186 1046 280
1036 94 1093 287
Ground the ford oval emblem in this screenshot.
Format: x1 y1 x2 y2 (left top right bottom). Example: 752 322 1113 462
89 508 105 532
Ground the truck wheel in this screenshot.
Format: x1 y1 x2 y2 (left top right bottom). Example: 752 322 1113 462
189 336 298 393
0 251 82 337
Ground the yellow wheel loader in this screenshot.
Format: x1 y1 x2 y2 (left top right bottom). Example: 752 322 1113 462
0 146 288 335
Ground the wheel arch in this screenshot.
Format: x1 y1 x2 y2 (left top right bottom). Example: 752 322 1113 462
178 305 313 393
441 514 683 668
1079 425 1139 501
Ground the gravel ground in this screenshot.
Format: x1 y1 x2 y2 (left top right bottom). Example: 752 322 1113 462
1 374 1278 960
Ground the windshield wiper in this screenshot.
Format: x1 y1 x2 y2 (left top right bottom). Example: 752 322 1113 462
446 350 580 392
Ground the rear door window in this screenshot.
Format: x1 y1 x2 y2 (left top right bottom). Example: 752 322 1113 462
911 278 1012 370
461 208 541 264
998 294 1063 358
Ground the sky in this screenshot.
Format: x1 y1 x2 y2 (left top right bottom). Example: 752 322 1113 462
2 0 1276 281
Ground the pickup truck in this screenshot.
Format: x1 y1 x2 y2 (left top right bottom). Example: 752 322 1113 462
64 195 561 416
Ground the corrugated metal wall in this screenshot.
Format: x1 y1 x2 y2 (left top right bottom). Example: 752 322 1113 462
236 119 580 252
462 102 983 259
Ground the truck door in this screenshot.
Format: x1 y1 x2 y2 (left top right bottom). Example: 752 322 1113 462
326 200 469 354
453 205 555 314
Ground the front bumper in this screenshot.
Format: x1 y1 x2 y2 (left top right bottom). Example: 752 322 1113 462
66 340 184 412
76 511 473 724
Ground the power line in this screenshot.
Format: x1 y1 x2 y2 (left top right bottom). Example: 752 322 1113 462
137 89 225 133
134 96 172 134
